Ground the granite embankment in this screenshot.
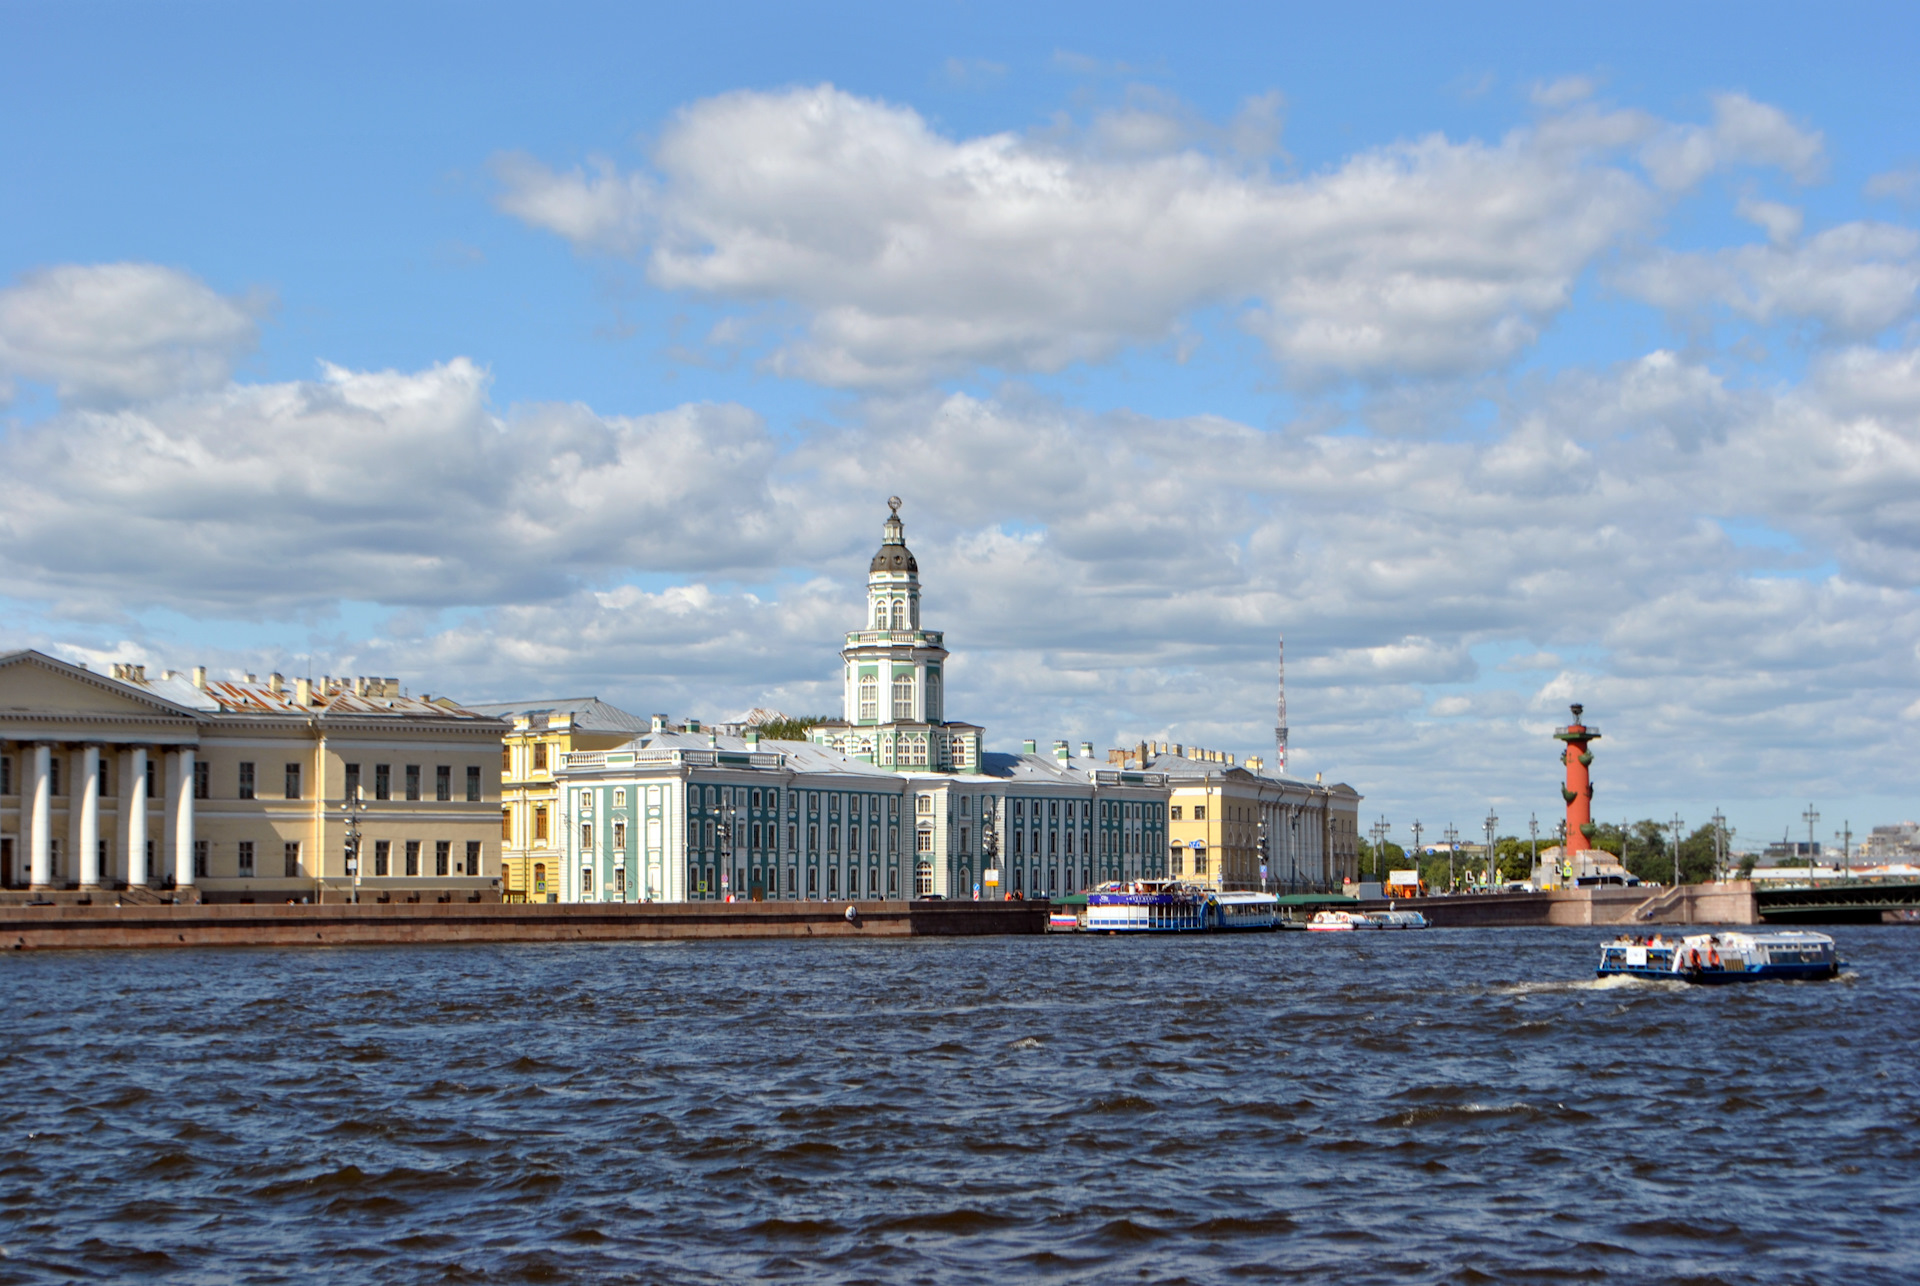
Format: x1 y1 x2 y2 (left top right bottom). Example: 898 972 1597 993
0 899 1050 950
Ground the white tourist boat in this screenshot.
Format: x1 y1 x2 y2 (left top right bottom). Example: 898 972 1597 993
1214 891 1281 931
1595 930 1841 983
1306 908 1429 932
1085 880 1212 932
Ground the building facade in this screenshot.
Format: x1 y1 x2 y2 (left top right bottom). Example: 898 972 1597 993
0 651 504 902
466 697 649 902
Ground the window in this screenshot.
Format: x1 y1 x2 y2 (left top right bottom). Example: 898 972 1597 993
534 861 546 894
502 745 511 775
285 763 301 800
405 765 420 801
808 823 818 850
1194 850 1208 875
467 766 481 802
893 674 914 721
615 788 628 808
787 825 796 852
1194 806 1207 821
405 840 420 876
238 761 255 800
615 866 626 896
436 840 450 876
375 764 391 800
375 840 390 876
193 839 208 878
284 842 301 878
891 600 906 630
582 865 594 895
926 672 940 720
466 841 481 875
581 822 593 851
787 867 796 894
874 599 887 628
193 760 209 800
502 809 512 840
859 674 878 722
436 765 451 801
0 754 8 796
237 841 255 876
533 743 548 771
916 829 933 853
613 821 627 850
535 806 549 843
917 795 933 815
344 763 361 800
828 867 839 897
49 756 61 796
1170 805 1182 821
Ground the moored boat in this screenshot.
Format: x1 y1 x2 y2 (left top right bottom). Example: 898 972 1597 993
1596 930 1841 983
1215 891 1281 931
1306 909 1369 932
1086 879 1212 932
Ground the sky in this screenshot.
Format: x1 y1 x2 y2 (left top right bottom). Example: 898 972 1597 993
5 1 1920 855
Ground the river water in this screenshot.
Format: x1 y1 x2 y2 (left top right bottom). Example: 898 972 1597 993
2 926 1914 1284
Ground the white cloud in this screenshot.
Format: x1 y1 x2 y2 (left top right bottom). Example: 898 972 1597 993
0 356 787 614
1639 91 1825 190
1530 75 1598 108
1615 221 1920 336
495 84 1675 387
0 263 262 406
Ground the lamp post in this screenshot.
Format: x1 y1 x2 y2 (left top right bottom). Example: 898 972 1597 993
981 820 999 900
1257 817 1269 893
1528 812 1539 888
1802 803 1821 877
1483 808 1499 893
344 783 366 904
714 816 733 900
1668 812 1684 886
1835 821 1852 880
1410 820 1424 891
1711 809 1728 882
1443 823 1459 893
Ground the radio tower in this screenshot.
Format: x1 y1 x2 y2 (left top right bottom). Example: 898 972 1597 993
1274 635 1289 774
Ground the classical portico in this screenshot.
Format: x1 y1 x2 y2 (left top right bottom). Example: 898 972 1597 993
0 652 203 894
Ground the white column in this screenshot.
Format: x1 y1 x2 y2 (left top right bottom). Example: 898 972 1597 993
174 748 196 889
162 750 181 886
127 746 149 887
28 743 52 888
77 745 101 887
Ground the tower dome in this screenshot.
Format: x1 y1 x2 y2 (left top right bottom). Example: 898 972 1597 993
870 496 918 573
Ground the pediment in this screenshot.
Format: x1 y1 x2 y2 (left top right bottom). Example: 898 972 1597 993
0 650 201 719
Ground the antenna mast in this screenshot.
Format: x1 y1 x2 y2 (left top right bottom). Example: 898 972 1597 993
1274 634 1289 773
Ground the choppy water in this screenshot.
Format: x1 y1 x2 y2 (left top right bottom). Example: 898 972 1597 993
2 926 1915 1284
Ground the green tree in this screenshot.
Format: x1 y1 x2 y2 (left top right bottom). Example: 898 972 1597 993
1357 839 1406 882
753 715 833 741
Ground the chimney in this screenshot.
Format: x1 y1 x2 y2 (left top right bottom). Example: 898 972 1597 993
1136 741 1149 766
1108 748 1125 765
110 663 124 679
129 664 145 682
294 677 311 706
1080 741 1093 758
1053 740 1070 763
1315 772 1323 783
1023 739 1037 754
1247 756 1263 772
745 729 761 749
192 666 207 689
268 672 284 694
1227 753 1235 766
1172 743 1184 758
686 717 701 734
652 714 668 733
162 670 176 681
351 676 365 696
244 673 257 684
383 678 398 697
708 730 719 749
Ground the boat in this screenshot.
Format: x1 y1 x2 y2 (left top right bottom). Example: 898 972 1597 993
1214 891 1281 931
1307 908 1429 932
1595 930 1841 983
1085 880 1212 932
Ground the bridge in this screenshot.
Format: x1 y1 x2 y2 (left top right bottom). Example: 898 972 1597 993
1754 879 1920 924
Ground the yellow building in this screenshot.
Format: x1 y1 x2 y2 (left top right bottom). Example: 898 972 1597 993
0 650 506 902
467 699 650 902
1115 741 1361 893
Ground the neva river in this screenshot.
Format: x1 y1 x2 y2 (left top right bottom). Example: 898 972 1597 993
3 927 1915 1284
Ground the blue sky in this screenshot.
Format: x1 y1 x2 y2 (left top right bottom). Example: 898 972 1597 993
6 1 1920 853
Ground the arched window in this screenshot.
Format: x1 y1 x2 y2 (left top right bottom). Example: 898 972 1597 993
858 674 878 722
533 862 546 894
893 674 914 721
915 859 934 897
891 600 906 630
925 672 941 722
874 599 887 628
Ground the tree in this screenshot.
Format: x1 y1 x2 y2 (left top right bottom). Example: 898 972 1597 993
754 715 833 741
1357 839 1406 882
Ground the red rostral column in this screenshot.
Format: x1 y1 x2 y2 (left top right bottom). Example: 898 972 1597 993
1555 703 1600 853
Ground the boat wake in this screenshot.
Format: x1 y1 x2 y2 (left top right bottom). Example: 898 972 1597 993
1493 974 1684 997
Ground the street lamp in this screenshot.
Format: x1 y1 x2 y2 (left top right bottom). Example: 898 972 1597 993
343 783 366 904
1483 808 1499 893
1711 809 1728 883
1668 812 1684 886
714 815 733 900
1443 823 1459 893
1528 812 1539 888
981 817 1000 900
1257 817 1270 893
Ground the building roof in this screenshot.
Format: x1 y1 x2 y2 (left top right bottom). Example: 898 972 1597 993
465 696 650 734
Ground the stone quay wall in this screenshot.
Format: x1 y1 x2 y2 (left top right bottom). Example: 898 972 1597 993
1404 882 1758 928
0 899 1051 951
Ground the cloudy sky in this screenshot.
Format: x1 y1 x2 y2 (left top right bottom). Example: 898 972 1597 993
6 2 1920 851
